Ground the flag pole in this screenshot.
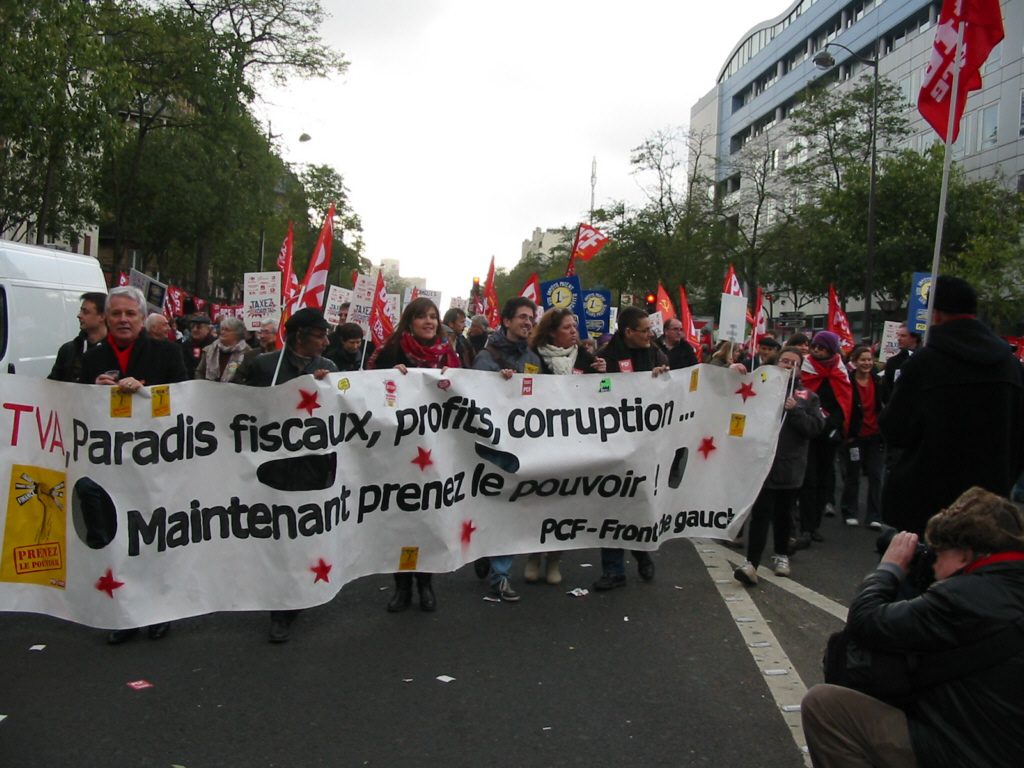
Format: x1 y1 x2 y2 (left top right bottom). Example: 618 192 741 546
924 21 965 346
272 285 306 386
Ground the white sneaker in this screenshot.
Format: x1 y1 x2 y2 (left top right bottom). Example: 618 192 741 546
868 521 882 530
771 555 791 577
845 517 859 526
824 503 836 517
734 561 758 586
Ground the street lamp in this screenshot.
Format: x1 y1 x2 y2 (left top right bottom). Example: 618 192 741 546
814 40 879 343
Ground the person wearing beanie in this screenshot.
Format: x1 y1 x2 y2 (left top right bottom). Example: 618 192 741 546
880 275 1024 535
797 331 853 544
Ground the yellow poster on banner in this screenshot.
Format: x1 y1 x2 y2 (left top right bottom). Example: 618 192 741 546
1 465 68 589
398 546 419 571
110 388 132 418
729 414 747 437
151 386 171 418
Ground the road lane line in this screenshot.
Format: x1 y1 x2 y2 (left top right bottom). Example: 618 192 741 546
691 540 812 766
698 540 849 621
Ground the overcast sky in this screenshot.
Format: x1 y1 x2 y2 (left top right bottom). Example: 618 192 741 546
258 0 794 307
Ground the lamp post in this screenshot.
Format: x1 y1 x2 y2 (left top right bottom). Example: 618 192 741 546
813 40 879 344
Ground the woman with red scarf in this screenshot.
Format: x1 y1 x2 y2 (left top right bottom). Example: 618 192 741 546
798 331 853 546
370 297 461 613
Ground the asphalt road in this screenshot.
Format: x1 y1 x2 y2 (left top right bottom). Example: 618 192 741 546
0 499 888 768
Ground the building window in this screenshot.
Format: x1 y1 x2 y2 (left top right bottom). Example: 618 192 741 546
985 41 1001 73
979 104 998 150
952 114 969 159
1018 90 1024 138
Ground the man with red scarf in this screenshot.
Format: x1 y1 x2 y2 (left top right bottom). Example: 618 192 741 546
80 286 189 644
798 331 853 545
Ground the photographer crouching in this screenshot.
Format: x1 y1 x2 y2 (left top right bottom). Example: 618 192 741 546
802 487 1024 768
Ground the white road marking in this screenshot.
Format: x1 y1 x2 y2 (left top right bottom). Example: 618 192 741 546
691 539 823 767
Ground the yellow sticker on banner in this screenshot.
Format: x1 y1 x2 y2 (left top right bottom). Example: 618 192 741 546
524 363 539 374
0 465 67 589
110 388 132 418
338 378 350 392
151 386 171 418
689 369 699 392
398 547 419 571
729 414 746 437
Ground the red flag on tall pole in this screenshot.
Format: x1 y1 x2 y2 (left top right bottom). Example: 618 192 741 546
369 271 394 346
655 283 676 320
678 286 700 353
565 223 609 277
723 264 743 297
297 203 335 310
747 287 768 357
918 0 1005 142
483 256 501 329
827 285 856 355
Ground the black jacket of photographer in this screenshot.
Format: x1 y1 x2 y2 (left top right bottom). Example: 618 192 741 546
880 317 1024 534
847 556 1024 768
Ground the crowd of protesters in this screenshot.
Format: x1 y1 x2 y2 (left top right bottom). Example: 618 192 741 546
42 277 1024 659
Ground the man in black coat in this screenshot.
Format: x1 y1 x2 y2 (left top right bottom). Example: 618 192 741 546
79 286 189 644
880 276 1024 535
49 291 108 382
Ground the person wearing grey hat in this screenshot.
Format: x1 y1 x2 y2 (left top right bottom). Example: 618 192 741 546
181 312 214 377
241 306 337 643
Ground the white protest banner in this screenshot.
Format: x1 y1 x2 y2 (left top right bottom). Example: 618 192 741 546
719 294 748 343
324 286 352 326
878 321 900 363
403 288 442 309
450 297 468 311
0 366 784 628
243 272 282 331
349 274 376 332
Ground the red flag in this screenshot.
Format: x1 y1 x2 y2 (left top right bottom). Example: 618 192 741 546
656 283 676 320
519 273 541 305
164 286 184 319
116 271 129 287
723 264 743 296
827 285 856 355
566 223 609 276
483 256 501 329
297 204 334 310
276 223 296 349
410 286 419 300
210 303 222 320
193 297 206 311
747 288 768 356
919 0 1004 142
368 271 394 345
678 285 700 353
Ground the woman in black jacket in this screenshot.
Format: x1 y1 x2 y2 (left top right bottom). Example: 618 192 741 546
735 347 824 585
369 297 460 613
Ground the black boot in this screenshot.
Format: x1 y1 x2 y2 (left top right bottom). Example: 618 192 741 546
416 573 436 612
387 573 414 612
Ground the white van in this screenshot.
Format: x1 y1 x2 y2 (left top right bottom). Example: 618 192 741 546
0 240 108 377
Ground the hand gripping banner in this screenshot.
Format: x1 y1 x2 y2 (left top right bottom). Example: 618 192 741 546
0 365 786 628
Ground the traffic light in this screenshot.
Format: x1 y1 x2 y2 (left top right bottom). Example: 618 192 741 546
645 292 657 312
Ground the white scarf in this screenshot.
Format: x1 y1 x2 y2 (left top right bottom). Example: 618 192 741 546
538 343 578 376
204 339 249 382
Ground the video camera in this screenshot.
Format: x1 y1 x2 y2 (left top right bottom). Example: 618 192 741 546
875 524 937 594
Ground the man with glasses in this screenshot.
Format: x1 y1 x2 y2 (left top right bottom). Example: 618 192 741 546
592 307 669 590
658 317 699 370
472 296 542 602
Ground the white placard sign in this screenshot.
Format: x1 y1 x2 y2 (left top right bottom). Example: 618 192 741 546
0 366 783 628
243 272 282 331
878 321 900 363
385 294 400 326
718 294 748 343
324 286 352 326
349 274 376 332
648 311 664 340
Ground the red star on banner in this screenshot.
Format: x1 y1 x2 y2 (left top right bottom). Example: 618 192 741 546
298 389 320 416
411 447 433 471
311 558 332 584
736 382 756 402
698 437 717 460
461 520 477 544
95 568 124 598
